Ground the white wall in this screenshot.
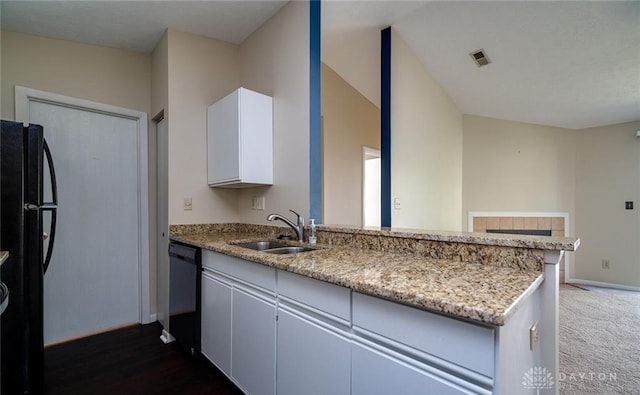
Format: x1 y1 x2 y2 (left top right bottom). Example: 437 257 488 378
462 115 577 223
322 63 380 226
165 29 241 225
574 120 640 287
237 1 310 224
391 29 463 231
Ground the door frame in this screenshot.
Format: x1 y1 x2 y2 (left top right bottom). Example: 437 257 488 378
153 111 170 335
15 85 152 324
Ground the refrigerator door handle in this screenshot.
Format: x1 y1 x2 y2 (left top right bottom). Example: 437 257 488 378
24 203 57 211
43 208 57 274
43 139 58 274
0 282 8 315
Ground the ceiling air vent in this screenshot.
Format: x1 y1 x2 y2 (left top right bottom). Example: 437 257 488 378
470 49 491 67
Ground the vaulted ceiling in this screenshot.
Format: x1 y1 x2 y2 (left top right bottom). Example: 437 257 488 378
2 1 638 130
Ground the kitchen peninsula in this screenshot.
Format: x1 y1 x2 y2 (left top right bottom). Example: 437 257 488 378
171 223 579 395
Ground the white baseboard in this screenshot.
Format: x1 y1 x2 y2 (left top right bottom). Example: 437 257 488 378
140 312 156 325
567 278 640 292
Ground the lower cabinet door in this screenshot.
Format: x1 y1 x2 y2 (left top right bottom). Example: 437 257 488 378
232 287 276 395
277 308 351 395
201 271 232 375
352 341 480 395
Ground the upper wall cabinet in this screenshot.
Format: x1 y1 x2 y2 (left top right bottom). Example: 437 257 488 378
207 88 273 188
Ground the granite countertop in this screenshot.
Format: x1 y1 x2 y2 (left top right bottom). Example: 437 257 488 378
171 232 544 326
319 224 580 251
0 251 8 267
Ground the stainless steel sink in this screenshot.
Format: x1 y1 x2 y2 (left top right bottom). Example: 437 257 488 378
231 241 316 255
233 241 290 251
264 246 316 255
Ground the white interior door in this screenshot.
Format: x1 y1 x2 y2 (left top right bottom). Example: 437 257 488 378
30 101 141 344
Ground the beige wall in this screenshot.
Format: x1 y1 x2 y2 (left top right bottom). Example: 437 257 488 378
462 115 577 223
322 63 380 226
237 1 310 224
322 25 380 108
575 121 640 287
462 115 577 285
165 29 240 225
1 31 150 119
391 29 463 231
151 32 168 119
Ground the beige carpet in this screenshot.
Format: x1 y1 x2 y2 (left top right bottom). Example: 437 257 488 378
559 285 640 394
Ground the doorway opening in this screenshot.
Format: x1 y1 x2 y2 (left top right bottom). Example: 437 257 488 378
363 147 381 227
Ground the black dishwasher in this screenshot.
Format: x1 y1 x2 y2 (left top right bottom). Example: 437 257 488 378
169 242 201 357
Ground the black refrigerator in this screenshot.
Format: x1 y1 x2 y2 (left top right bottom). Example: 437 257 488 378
0 120 58 394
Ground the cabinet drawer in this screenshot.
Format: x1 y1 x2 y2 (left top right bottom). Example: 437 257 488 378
352 340 490 395
353 292 495 380
278 270 351 322
203 250 275 292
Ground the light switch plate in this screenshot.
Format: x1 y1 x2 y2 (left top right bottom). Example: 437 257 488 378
251 196 265 211
394 198 401 210
183 197 193 211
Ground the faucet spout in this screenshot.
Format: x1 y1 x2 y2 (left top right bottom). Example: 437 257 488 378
267 210 304 241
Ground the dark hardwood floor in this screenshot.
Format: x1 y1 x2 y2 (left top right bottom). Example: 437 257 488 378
44 322 243 394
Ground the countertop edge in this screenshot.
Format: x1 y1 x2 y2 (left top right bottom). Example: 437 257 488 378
501 274 545 323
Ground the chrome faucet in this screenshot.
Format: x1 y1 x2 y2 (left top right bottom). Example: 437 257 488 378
267 210 304 242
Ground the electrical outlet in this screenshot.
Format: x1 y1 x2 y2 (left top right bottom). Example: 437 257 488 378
183 197 192 211
251 196 265 211
602 259 610 269
529 321 539 350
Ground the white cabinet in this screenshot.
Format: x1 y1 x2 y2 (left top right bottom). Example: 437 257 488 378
352 340 476 395
199 250 508 394
277 307 351 395
276 270 351 395
207 87 273 188
351 292 493 395
232 287 276 395
201 271 232 375
352 292 495 380
200 251 276 395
